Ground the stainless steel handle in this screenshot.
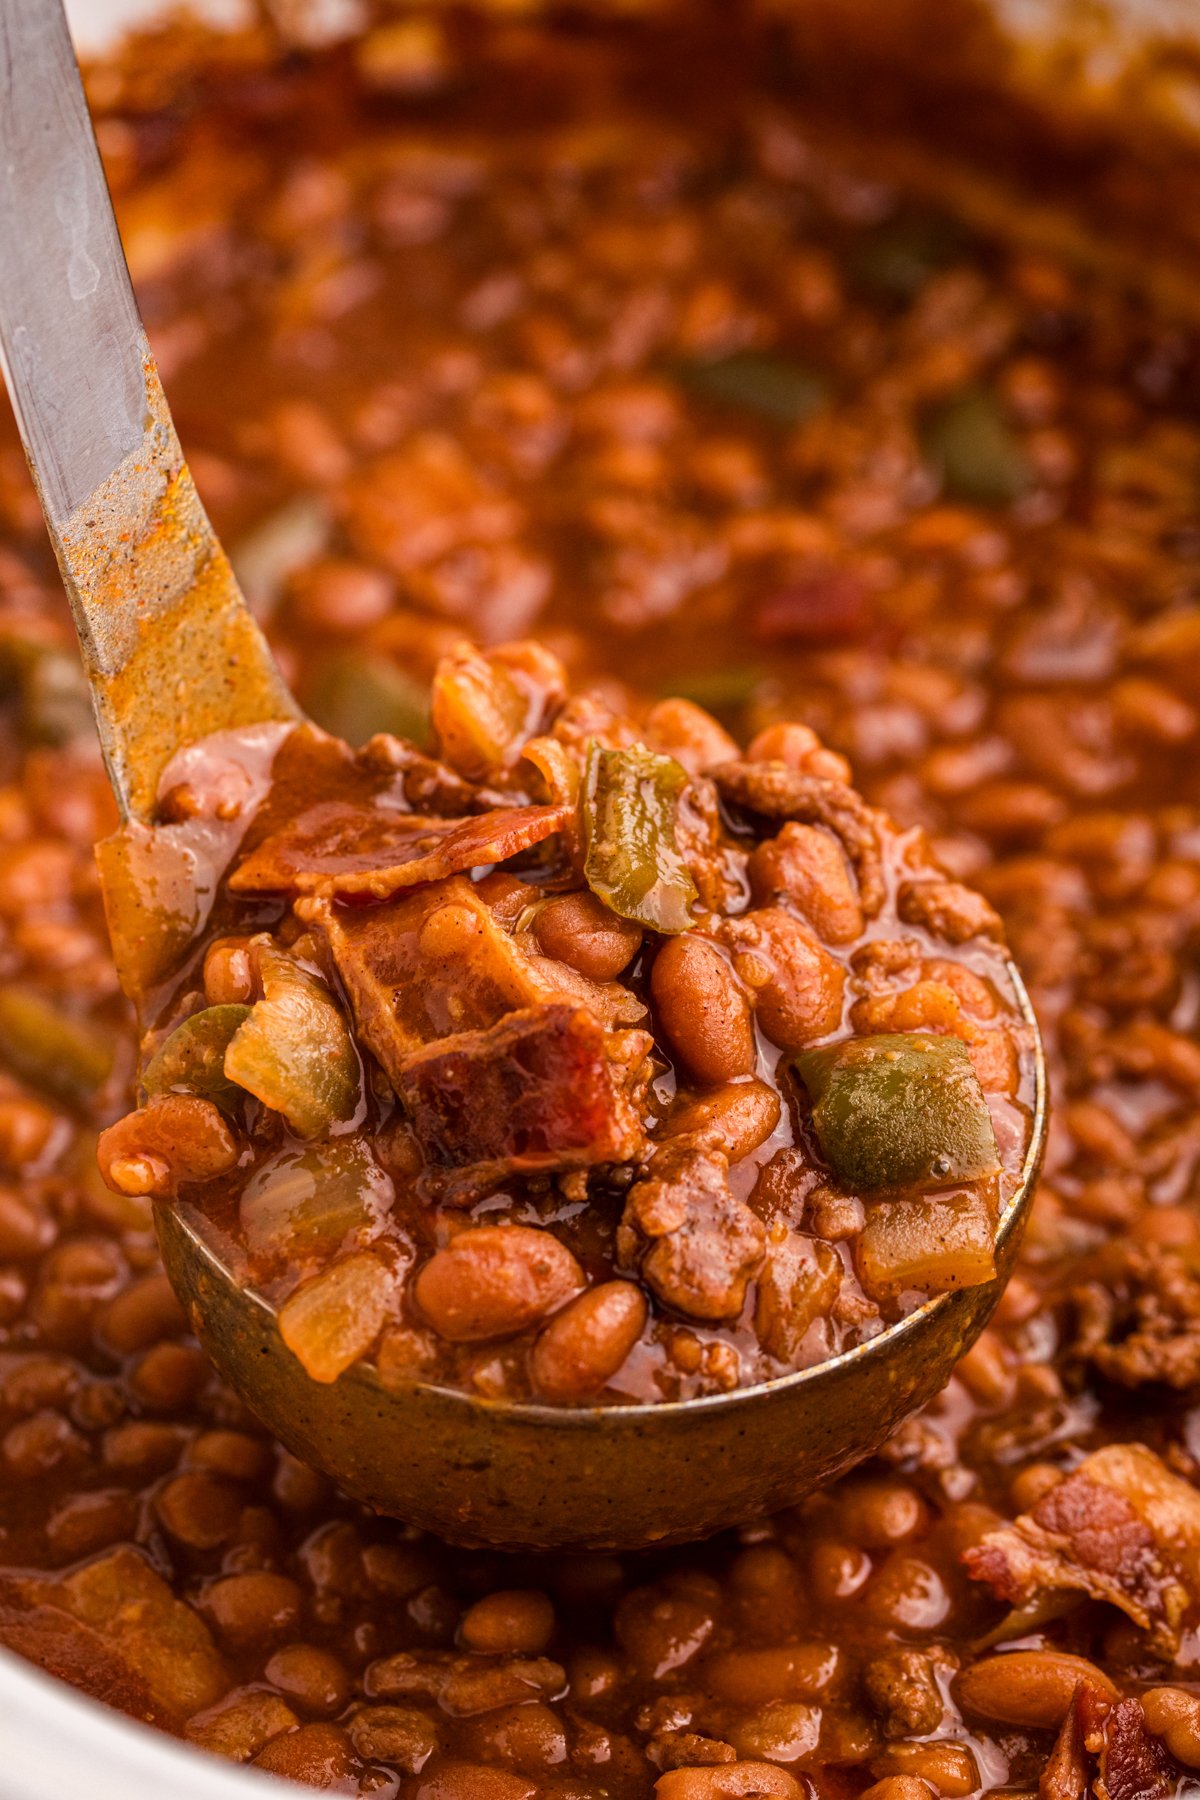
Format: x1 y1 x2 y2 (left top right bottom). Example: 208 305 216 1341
0 0 298 821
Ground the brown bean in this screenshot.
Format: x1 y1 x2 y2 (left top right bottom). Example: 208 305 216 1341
415 1226 584 1343
652 935 756 1084
870 1744 977 1797
702 1643 841 1704
155 1471 243 1548
838 1477 927 1548
0 1187 55 1258
859 1781 937 1800
1142 1688 1200 1767
348 1704 441 1769
655 1763 804 1799
529 1280 646 1403
459 1589 555 1655
461 1701 568 1774
252 1722 359 1785
98 1271 187 1356
266 1643 352 1716
724 908 844 1051
746 722 850 784
201 1571 303 1646
665 1079 781 1164
748 823 864 944
534 890 642 981
414 1764 537 1800
955 1651 1117 1728
645 697 739 776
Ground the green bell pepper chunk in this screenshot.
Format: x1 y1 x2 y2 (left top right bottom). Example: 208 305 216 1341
0 987 112 1107
142 1005 253 1113
921 387 1032 506
677 352 829 426
225 952 360 1139
582 741 698 935
796 1032 1000 1195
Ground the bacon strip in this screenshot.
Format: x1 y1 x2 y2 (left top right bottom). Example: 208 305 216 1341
302 877 551 1084
398 1003 649 1196
230 799 569 899
964 1443 1200 1655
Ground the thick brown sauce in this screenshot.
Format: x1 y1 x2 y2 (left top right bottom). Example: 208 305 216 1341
0 5 1197 1795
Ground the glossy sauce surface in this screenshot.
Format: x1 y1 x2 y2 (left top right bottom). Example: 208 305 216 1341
0 5 1198 1795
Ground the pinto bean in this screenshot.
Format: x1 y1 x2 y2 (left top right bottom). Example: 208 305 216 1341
529 1281 647 1402
414 1226 584 1342
645 698 740 776
665 1079 781 1165
748 823 864 944
746 722 851 784
534 890 643 980
459 1590 555 1655
97 1095 238 1198
955 1651 1117 1728
652 935 755 1084
655 1765 804 1800
1142 1688 1200 1767
723 909 844 1051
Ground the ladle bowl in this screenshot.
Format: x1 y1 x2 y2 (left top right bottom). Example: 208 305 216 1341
159 966 1046 1551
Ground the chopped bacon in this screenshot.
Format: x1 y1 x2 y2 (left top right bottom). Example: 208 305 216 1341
712 759 886 918
398 1003 650 1196
621 1147 766 1323
303 877 551 1084
1099 1698 1187 1800
964 1443 1200 1655
1039 1685 1091 1800
229 800 570 899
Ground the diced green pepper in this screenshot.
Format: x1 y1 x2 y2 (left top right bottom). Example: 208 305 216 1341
239 1137 391 1263
582 741 698 935
796 1032 1000 1195
858 1188 998 1298
142 1005 253 1113
921 388 1032 506
0 628 95 747
676 352 829 426
303 650 431 749
662 665 767 719
0 987 112 1107
851 211 965 301
225 952 360 1138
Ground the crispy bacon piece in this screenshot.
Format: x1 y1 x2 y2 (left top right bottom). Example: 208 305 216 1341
1099 1698 1187 1800
712 758 885 918
398 1003 650 1194
964 1443 1200 1655
303 877 550 1083
229 801 570 899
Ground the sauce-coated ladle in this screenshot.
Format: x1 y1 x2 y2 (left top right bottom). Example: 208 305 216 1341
0 0 1047 1550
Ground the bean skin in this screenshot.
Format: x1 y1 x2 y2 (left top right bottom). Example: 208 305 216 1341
459 1589 555 1655
748 822 864 944
655 1760 805 1798
415 1226 584 1342
534 890 643 980
529 1281 647 1402
1142 1688 1200 1767
652 935 755 1084
955 1651 1117 1728
723 909 844 1051
665 1079 781 1165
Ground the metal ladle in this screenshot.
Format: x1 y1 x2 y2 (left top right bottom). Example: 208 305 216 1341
0 0 1047 1551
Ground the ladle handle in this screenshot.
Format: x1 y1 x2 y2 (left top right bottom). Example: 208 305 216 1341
0 0 298 822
